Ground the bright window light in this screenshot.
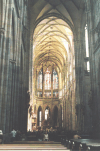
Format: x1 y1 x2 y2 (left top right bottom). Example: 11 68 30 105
85 24 89 57
87 61 90 72
45 109 49 120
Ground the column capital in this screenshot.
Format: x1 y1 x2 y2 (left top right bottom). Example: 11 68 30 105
0 28 5 34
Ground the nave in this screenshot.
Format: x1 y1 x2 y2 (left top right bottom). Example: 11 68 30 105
1 0 100 142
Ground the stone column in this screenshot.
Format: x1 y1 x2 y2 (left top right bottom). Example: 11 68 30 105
51 66 53 98
15 16 22 132
0 0 13 132
57 106 60 128
0 28 5 84
35 69 37 96
42 66 44 97
63 100 66 128
0 0 6 128
0 28 5 129
42 108 45 127
74 36 82 131
58 105 62 128
0 0 6 28
50 105 54 127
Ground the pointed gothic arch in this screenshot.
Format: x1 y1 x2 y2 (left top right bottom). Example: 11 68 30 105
37 106 42 127
52 106 58 128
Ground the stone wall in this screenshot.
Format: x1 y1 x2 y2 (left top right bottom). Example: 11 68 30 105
86 0 100 138
0 0 30 133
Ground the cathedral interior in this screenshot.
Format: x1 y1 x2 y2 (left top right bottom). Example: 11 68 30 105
0 0 100 139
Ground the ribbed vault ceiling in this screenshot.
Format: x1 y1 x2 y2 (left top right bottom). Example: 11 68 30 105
31 0 85 73
33 17 72 73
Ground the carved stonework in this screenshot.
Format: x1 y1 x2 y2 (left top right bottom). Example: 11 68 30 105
29 105 32 117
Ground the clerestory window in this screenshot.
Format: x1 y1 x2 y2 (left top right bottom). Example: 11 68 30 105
37 70 42 89
53 69 58 89
37 68 58 98
85 24 89 57
85 24 90 72
44 68 51 90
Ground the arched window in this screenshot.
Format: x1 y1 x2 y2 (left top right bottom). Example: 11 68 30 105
44 68 51 90
85 24 90 72
38 106 42 127
45 106 50 121
37 70 42 89
12 10 15 60
53 69 58 89
85 24 89 57
45 109 49 120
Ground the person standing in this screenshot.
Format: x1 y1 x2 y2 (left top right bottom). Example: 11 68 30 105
0 130 3 143
11 129 16 142
44 131 49 141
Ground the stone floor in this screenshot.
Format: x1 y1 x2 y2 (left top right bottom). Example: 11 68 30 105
0 141 70 151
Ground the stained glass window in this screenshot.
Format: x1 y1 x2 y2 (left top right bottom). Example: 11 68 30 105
37 92 42 97
53 69 58 89
45 109 49 120
44 68 51 90
37 70 42 89
44 91 51 98
53 91 58 98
